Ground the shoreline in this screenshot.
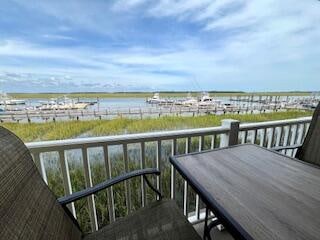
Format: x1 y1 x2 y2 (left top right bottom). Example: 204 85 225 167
7 91 313 99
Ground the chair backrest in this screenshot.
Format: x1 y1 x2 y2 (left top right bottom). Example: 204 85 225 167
0 126 82 240
296 102 320 166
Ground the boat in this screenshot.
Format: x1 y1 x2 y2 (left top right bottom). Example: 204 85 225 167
178 92 221 107
0 93 26 105
223 103 236 110
146 93 173 104
77 99 98 105
197 92 221 106
38 96 89 110
147 93 161 104
302 102 319 109
180 93 198 106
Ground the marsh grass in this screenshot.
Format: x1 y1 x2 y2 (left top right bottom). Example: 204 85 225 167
1 110 312 142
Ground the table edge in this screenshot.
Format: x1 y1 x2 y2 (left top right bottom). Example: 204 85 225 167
170 153 254 240
172 143 320 170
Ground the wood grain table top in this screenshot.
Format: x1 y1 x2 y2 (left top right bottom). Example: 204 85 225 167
170 144 320 240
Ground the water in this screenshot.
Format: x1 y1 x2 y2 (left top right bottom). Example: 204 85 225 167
5 95 318 112
93 98 149 110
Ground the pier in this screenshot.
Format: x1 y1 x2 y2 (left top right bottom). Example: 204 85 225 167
229 95 283 103
229 95 319 105
0 104 304 123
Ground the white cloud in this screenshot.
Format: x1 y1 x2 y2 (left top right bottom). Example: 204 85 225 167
194 0 238 22
0 39 194 91
1 0 320 91
42 34 75 41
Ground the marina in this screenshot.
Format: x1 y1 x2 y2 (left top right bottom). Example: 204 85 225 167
0 92 319 123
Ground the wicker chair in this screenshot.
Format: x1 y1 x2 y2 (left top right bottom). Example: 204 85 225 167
273 102 320 166
0 126 201 240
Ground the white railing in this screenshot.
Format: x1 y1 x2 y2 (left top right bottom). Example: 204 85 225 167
25 116 312 231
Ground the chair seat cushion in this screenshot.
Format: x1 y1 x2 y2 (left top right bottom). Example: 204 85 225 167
83 199 201 240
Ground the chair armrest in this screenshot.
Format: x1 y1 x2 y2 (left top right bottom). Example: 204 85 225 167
272 144 302 151
58 168 160 205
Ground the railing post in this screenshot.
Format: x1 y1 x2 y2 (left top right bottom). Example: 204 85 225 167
58 150 76 218
220 119 240 147
82 147 98 231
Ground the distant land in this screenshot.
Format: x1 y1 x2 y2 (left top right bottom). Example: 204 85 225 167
8 91 314 99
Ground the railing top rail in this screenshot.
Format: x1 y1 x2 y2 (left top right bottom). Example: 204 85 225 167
239 117 311 131
26 126 229 152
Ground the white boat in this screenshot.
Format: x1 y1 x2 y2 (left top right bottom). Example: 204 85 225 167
302 102 319 109
223 103 236 110
147 93 161 104
0 93 26 105
147 93 173 104
197 92 221 106
180 93 198 106
38 96 88 110
38 98 58 110
179 92 221 107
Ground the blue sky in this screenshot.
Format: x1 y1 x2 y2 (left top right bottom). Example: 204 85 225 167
0 0 319 92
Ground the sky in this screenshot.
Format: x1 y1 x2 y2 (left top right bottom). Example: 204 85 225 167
0 0 319 93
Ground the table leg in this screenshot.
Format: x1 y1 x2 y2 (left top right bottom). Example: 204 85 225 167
203 207 209 239
203 207 221 240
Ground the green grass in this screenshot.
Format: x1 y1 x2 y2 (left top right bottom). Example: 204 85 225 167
8 91 312 99
1 110 312 142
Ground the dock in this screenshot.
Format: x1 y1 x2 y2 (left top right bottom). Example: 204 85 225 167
0 104 305 123
229 95 319 105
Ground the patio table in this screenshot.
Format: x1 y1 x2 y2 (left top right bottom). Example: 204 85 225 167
170 144 320 240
